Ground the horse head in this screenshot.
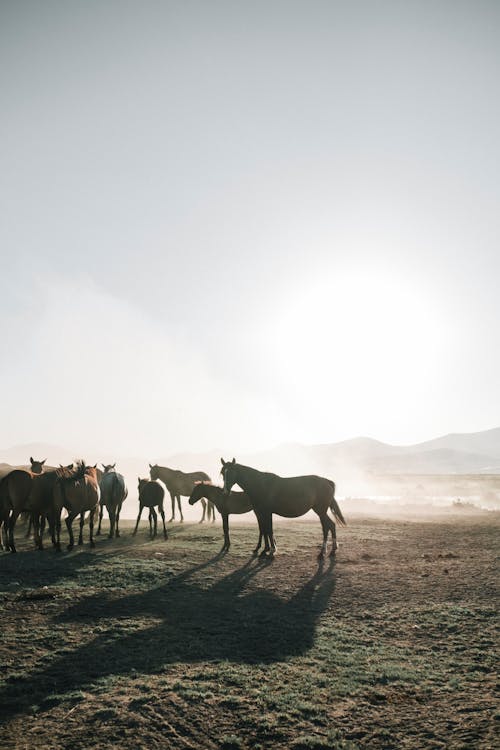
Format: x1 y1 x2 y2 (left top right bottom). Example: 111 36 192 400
220 457 237 495
149 464 160 480
29 457 46 474
101 463 116 474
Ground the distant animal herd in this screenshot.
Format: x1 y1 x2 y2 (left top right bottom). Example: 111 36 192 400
0 456 346 558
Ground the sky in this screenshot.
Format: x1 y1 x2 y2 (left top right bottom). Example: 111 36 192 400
1 0 499 458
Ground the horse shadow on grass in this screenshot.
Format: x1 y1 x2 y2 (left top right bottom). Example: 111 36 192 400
0 555 337 722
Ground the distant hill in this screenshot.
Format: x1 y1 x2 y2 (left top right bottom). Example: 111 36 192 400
2 427 499 516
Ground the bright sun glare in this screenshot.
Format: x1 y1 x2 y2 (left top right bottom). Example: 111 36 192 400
266 269 448 435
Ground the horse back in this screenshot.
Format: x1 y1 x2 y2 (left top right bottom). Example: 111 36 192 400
140 480 165 507
0 469 33 511
100 471 126 507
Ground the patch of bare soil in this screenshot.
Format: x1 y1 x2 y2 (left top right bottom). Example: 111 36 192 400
0 514 498 749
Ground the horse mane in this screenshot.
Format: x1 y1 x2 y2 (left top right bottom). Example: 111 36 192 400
56 460 87 482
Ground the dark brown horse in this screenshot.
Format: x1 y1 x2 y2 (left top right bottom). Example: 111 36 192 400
97 464 128 538
1 469 63 552
133 478 167 539
149 464 213 522
0 470 33 552
221 459 346 558
188 482 265 553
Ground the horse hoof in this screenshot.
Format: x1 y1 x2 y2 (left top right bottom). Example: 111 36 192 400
67 544 74 551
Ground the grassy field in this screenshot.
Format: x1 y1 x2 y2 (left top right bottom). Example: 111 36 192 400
0 512 498 749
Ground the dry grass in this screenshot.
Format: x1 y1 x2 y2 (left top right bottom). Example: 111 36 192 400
0 513 498 749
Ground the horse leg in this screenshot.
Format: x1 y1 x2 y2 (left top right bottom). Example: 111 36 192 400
260 513 273 557
115 504 121 537
222 512 230 552
96 502 103 535
150 508 158 539
25 513 33 538
78 513 85 545
177 495 183 522
34 514 46 550
38 513 46 549
326 513 337 556
211 502 216 523
318 514 329 559
159 505 167 539
66 513 76 550
199 498 206 524
168 492 175 522
108 506 116 539
8 510 20 553
132 505 143 536
89 507 96 548
48 510 60 551
253 515 264 556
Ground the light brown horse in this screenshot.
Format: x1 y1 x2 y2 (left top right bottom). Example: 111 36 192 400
97 464 128 538
188 482 265 553
149 464 213 522
133 478 167 539
57 462 100 550
221 459 346 558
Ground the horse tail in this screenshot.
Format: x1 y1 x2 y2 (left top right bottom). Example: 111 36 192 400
327 479 346 525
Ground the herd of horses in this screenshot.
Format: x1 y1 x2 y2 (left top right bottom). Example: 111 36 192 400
0 456 346 558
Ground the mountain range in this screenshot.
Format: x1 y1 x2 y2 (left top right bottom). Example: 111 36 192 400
2 427 499 481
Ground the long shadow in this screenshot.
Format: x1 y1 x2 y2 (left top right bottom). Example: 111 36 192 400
0 557 336 722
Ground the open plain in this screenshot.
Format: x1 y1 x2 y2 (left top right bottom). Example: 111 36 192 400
0 512 498 749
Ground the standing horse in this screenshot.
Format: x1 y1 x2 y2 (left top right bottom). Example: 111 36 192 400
24 457 51 537
133 478 167 539
1 469 62 552
149 464 214 522
221 458 346 558
188 482 265 553
97 464 128 538
58 462 100 551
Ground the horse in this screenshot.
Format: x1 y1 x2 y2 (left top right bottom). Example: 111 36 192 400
0 469 64 552
148 464 214 523
133 478 167 539
23 457 52 537
220 458 346 558
57 462 100 551
188 482 267 553
97 464 128 538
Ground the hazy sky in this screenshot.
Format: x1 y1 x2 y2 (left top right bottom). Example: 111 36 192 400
1 1 499 457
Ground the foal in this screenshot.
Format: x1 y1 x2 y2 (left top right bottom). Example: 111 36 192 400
133 478 167 539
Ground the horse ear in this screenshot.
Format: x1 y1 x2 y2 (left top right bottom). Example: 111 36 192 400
232 457 236 464
93 463 97 469
220 458 226 466
30 457 34 463
41 459 46 465
101 463 105 469
112 463 116 469
149 463 152 469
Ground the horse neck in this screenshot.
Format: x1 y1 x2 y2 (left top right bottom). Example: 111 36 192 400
234 464 268 496
157 467 173 482
201 484 222 502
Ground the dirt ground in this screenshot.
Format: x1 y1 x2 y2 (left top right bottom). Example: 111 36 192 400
0 511 498 749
